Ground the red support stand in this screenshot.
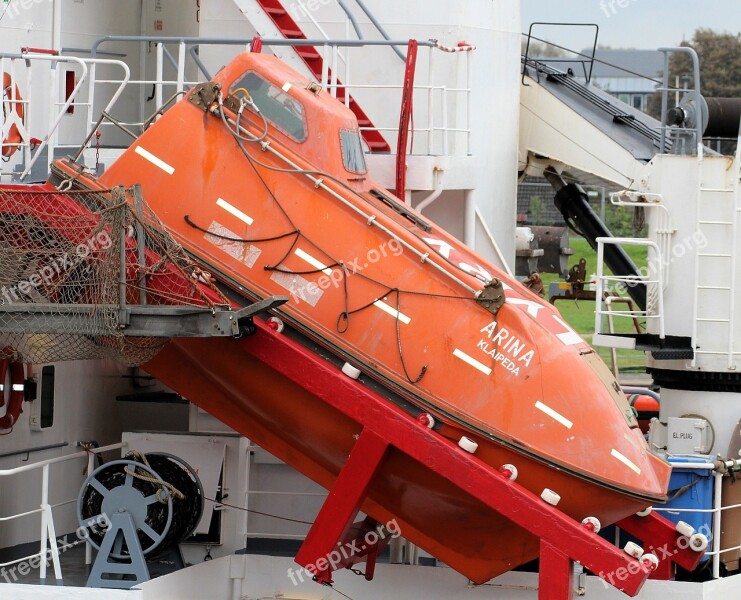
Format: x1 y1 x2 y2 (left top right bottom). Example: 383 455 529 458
394 39 418 199
295 430 389 584
616 512 705 579
539 541 574 600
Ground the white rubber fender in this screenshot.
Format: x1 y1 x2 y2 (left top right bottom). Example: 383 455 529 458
624 541 644 559
689 533 709 553
341 362 361 379
418 413 435 429
266 316 285 333
675 521 695 538
458 436 478 453
500 464 518 481
540 488 560 506
581 516 601 533
641 553 659 571
636 506 653 517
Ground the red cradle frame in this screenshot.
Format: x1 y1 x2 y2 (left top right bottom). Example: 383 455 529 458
241 325 704 600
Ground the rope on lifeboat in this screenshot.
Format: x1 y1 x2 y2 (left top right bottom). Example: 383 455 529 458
183 96 485 384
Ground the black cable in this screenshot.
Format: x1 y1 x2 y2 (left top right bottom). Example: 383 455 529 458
203 497 313 525
0 0 15 22
393 288 427 384
217 104 487 286
183 214 299 243
328 585 356 600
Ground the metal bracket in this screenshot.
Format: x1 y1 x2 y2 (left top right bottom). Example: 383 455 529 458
476 279 506 315
0 296 289 338
188 81 222 112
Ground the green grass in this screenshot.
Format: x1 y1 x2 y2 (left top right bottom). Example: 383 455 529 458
540 236 648 372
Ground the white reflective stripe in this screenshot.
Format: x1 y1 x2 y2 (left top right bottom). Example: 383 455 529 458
534 401 573 429
373 300 411 325
553 315 583 346
216 198 253 226
453 348 491 376
12 384 24 391
294 248 333 276
611 449 641 475
282 82 293 92
0 384 4 391
134 146 175 175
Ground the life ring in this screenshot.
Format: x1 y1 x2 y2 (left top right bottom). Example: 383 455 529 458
2 72 24 158
0 351 25 429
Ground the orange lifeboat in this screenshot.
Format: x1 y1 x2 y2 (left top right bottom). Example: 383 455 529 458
43 52 672 582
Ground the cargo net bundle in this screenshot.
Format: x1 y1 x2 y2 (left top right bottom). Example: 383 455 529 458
0 186 226 365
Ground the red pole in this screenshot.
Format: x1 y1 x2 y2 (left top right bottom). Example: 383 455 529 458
394 39 418 200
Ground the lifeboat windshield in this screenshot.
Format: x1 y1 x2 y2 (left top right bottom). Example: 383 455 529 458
339 128 367 174
230 71 307 142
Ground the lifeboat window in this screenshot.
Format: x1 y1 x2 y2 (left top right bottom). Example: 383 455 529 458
230 71 307 142
339 129 367 174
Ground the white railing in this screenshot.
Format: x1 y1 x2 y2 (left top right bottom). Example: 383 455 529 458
2 37 473 184
96 37 474 158
0 53 129 180
609 191 675 285
594 237 665 341
0 442 123 582
644 457 741 580
289 3 473 156
239 443 324 543
690 149 741 369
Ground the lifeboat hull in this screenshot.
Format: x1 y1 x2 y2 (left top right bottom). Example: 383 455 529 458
146 331 655 583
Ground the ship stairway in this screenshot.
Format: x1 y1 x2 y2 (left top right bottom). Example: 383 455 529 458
232 0 391 152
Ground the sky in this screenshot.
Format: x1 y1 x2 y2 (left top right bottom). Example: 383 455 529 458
521 0 741 50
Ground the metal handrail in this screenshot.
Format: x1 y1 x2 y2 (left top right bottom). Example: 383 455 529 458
595 237 665 339
0 53 129 180
522 22 599 84
88 36 472 157
349 0 406 61
0 442 123 581
658 47 702 155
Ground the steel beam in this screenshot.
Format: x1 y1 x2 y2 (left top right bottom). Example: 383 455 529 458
295 429 389 584
0 296 288 337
